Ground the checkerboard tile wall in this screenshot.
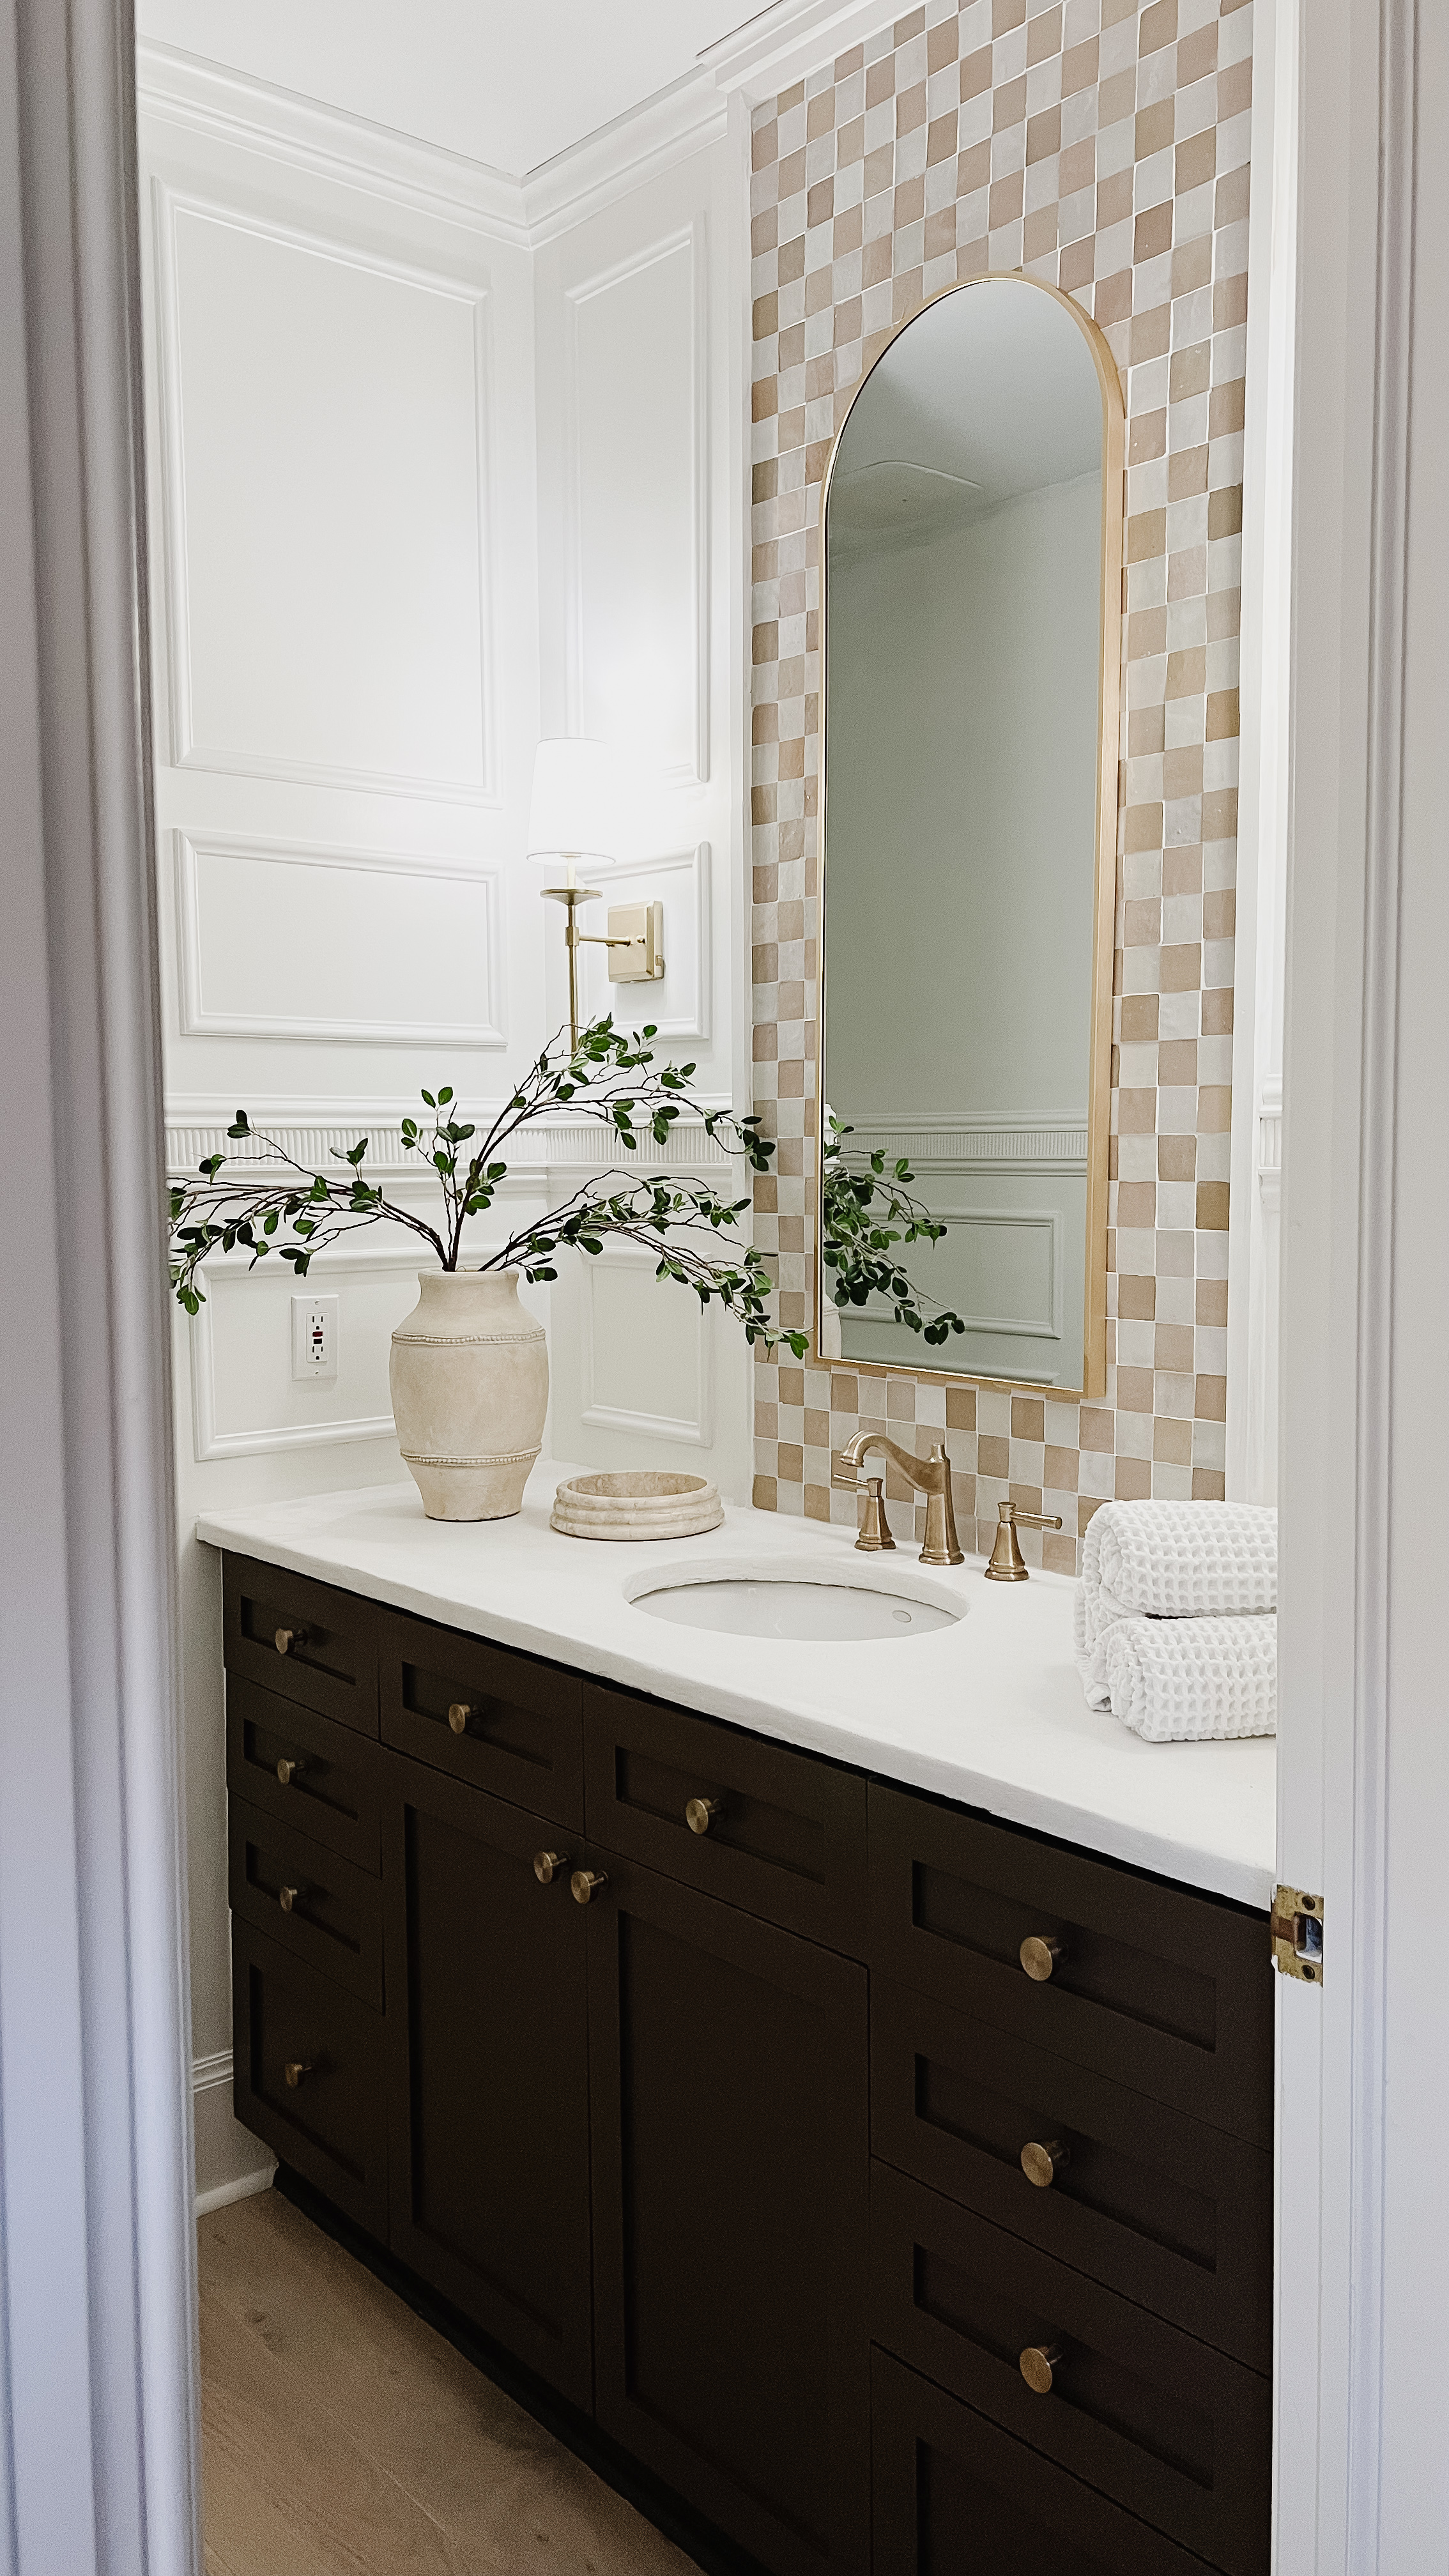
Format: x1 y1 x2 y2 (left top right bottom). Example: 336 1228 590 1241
747 0 1251 1571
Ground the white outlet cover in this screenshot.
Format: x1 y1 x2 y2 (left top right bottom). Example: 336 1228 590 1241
291 1292 339 1379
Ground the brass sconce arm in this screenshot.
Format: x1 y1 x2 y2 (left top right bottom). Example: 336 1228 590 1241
831 1432 964 1567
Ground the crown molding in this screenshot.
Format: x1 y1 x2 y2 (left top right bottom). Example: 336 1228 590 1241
135 39 531 244
136 41 730 255
524 69 727 246
698 0 904 107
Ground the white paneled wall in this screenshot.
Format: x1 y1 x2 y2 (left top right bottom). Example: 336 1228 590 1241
140 45 753 2201
137 53 548 2205
534 128 752 1497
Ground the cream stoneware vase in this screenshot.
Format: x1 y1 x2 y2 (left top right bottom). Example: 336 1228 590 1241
390 1269 548 1522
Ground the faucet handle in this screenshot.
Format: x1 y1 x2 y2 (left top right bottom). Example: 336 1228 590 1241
853 1475 895 1553
830 1455 861 1489
985 1500 1064 1583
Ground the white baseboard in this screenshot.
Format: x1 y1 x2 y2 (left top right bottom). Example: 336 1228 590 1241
193 2048 275 2215
195 2165 275 2218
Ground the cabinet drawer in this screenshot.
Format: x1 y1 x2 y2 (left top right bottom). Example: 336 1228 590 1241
232 1922 386 2239
872 2346 1222 2576
223 1553 378 1737
379 1611 583 1830
582 1680 868 1951
868 1783 1273 2147
872 1977 1271 2372
227 1677 381 1874
872 2163 1269 2576
229 1798 383 2009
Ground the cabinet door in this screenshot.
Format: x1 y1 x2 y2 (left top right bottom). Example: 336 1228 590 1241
585 1851 869 2576
381 1749 592 2409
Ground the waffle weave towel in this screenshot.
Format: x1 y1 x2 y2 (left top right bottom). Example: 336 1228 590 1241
1100 1613 1278 1742
1073 1499 1278 1716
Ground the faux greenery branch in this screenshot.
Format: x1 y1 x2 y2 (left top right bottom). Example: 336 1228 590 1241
169 1015 813 1358
821 1114 969 1349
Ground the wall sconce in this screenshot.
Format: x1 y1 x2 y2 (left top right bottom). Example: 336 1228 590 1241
526 737 665 1052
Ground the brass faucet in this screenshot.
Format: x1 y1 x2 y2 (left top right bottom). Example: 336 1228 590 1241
831 1432 965 1567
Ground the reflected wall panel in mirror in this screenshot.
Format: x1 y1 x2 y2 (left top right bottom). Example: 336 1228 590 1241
816 277 1123 1400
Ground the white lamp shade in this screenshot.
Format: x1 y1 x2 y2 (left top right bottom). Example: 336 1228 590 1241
526 737 631 868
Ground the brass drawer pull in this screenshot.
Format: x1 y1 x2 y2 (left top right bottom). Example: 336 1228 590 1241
282 2060 312 2089
533 1850 569 1886
447 1701 475 1736
1019 2343 1065 2396
685 1797 721 1836
278 1885 305 1916
1020 1934 1064 1982
274 1625 307 1656
1020 2137 1070 2189
275 1756 306 1786
571 1869 608 1906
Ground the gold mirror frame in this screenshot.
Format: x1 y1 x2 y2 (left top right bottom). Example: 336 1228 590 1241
812 272 1125 1401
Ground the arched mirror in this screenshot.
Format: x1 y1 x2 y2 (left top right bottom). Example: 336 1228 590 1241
816 275 1123 1397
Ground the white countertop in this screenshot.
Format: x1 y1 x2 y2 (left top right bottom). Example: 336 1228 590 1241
196 1465 1277 1910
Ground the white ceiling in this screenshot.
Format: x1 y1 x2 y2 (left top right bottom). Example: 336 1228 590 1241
135 0 762 176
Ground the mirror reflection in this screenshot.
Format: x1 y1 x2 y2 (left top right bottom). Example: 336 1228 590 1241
819 277 1121 1394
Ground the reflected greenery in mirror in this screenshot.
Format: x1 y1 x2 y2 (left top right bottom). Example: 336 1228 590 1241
818 275 1121 1395
822 1116 968 1349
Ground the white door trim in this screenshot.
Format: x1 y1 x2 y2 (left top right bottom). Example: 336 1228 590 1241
0 4 199 2570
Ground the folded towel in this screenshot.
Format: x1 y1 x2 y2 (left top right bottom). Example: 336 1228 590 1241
1101 1613 1277 1742
1089 1498 1277 1619
1074 1499 1278 1705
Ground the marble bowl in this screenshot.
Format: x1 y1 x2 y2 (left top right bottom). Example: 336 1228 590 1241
549 1469 724 1542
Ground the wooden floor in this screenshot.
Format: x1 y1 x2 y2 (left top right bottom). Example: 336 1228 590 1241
199 2188 696 2576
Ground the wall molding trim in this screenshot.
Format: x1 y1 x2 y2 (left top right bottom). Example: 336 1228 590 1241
172 831 507 1048
137 39 531 241
525 70 726 246
148 182 498 805
581 1241 715 1446
563 223 710 787
700 0 905 106
137 41 728 256
164 1099 730 1181
838 1111 1089 1177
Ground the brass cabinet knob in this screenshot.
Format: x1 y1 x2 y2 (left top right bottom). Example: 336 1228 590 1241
1020 2138 1070 2189
278 1885 303 1915
1019 2343 1066 2396
447 1701 474 1736
1020 1934 1064 1982
533 1851 569 1885
685 1797 721 1836
274 1625 307 1656
571 1869 608 1906
275 1756 305 1786
282 2060 312 2089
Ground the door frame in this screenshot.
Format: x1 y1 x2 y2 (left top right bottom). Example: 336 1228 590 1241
0 2 198 2570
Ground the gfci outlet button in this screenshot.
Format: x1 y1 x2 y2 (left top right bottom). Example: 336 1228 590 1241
291 1292 339 1379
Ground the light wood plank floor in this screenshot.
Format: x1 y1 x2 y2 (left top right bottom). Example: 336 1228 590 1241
199 2188 697 2576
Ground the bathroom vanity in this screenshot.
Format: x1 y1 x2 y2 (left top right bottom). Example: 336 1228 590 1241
200 1475 1275 2576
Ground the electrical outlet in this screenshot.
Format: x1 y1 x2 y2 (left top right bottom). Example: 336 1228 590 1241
291 1293 339 1380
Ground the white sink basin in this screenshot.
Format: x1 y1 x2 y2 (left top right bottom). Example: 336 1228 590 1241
628 1561 963 1643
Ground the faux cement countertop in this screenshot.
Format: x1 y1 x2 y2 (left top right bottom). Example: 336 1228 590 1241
196 1464 1276 1910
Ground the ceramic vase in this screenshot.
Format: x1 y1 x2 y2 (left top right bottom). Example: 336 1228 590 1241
390 1269 548 1521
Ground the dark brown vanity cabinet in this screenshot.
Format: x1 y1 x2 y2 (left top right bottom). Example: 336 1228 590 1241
584 1850 870 2576
221 1551 1274 2576
380 1750 594 2409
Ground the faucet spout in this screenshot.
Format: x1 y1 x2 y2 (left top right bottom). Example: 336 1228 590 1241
831 1432 965 1568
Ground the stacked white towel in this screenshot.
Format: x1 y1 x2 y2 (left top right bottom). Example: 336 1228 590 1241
1073 1500 1278 1742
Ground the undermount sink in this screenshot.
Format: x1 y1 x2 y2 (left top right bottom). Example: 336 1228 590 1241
627 1560 963 1643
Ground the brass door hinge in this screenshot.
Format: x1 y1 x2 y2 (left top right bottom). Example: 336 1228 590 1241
1271 1886 1324 1984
